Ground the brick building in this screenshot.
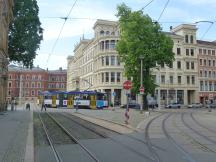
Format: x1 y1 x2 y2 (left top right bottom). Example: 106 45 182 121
7 65 67 103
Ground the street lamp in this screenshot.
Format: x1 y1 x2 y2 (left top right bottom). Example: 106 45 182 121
140 55 144 113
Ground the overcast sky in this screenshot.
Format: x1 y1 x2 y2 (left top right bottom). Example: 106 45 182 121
34 0 216 70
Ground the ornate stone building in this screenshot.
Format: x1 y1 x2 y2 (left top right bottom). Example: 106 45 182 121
0 0 13 111
67 20 215 106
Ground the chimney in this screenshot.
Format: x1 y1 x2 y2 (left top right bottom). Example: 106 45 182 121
170 26 173 31
59 67 62 71
46 68 48 71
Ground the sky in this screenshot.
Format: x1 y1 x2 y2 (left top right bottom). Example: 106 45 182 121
34 0 216 70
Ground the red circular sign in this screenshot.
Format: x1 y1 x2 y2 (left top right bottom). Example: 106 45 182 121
123 80 132 90
140 86 144 92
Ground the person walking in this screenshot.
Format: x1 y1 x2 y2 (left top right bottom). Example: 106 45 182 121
25 102 30 111
41 100 46 111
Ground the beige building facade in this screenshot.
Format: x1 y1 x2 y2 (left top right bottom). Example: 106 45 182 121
68 20 215 106
0 0 13 111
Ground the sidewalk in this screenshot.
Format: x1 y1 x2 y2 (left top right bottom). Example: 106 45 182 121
71 107 161 129
0 104 33 162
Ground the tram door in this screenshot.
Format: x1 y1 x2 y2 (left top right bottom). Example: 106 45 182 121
67 95 73 108
90 95 96 109
52 95 56 108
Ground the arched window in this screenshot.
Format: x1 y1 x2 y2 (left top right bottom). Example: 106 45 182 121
185 35 188 43
100 30 104 35
190 35 194 44
111 32 115 35
106 31 110 35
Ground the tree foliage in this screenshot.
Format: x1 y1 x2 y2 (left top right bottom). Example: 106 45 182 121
8 0 43 68
116 3 175 95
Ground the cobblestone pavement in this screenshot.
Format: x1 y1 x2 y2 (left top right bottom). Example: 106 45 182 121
0 104 31 162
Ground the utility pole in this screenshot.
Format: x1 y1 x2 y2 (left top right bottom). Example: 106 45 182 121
140 55 144 113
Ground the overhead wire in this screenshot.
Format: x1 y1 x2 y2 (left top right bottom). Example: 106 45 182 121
46 0 78 65
157 0 170 22
141 0 154 11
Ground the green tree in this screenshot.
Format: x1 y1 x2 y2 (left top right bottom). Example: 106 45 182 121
116 3 175 107
8 0 43 68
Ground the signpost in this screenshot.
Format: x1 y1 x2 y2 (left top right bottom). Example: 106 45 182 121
123 80 132 124
140 86 144 95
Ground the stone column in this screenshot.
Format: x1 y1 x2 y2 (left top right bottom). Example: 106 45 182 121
121 89 127 105
184 89 188 106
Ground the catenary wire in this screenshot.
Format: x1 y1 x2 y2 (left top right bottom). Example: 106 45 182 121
157 0 170 22
46 0 78 65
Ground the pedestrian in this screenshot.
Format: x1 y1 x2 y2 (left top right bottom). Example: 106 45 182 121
26 102 30 111
41 100 46 111
11 97 15 111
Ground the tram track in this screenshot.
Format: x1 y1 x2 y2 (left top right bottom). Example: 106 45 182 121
144 113 165 162
190 112 216 134
181 112 216 146
58 112 156 162
172 113 215 153
161 113 197 162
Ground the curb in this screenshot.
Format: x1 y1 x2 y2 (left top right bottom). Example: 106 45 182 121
76 112 138 132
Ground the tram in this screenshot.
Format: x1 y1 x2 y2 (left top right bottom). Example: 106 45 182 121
38 90 108 109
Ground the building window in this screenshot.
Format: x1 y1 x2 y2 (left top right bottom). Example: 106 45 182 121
204 59 206 66
190 35 194 44
200 70 202 77
214 82 216 91
213 60 215 66
178 76 181 84
106 31 110 35
205 81 208 91
117 72 121 82
209 82 212 91
169 62 173 68
209 71 212 77
177 48 181 55
200 81 203 91
208 50 211 55
105 40 109 49
203 49 206 54
105 72 109 82
102 56 104 66
186 62 190 69
200 59 202 65
185 35 188 43
212 50 215 55
100 30 104 35
8 90 11 96
110 40 115 49
205 71 207 77
102 73 104 82
9 75 12 79
32 83 35 88
199 49 202 54
105 56 109 65
31 90 35 96
187 76 190 84
161 75 165 84
191 49 194 56
8 82 12 87
192 76 195 84
209 60 211 66
170 76 173 84
191 62 194 69
111 56 115 65
213 71 216 78
177 61 181 69
116 57 120 66
186 49 189 56
111 72 115 82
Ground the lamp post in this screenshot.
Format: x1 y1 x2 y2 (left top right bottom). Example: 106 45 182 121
140 55 144 113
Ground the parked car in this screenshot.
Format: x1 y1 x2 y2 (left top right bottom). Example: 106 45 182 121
165 103 181 109
206 103 216 109
120 103 140 109
188 103 203 108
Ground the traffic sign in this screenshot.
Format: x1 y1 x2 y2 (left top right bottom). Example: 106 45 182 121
123 80 132 90
140 86 144 95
